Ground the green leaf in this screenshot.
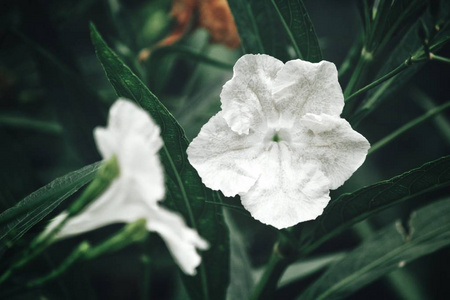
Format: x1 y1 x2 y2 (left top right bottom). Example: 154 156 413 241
0 162 101 256
365 0 427 52
278 252 346 288
271 0 322 62
302 155 450 252
228 0 290 61
89 24 229 300
299 198 450 300
225 212 255 300
0 114 62 135
350 4 450 124
228 0 321 62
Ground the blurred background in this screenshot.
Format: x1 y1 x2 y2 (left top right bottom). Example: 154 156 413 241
0 0 449 299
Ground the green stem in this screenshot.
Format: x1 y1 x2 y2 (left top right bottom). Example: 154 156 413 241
26 242 90 288
411 88 450 145
251 235 298 300
339 39 362 78
369 100 450 155
345 54 428 103
430 53 450 64
251 249 292 300
0 158 119 285
343 51 370 98
0 213 72 284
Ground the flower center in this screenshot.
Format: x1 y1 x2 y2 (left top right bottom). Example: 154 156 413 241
265 128 291 145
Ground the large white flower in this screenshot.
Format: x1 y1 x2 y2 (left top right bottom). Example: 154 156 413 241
187 54 370 229
49 99 208 275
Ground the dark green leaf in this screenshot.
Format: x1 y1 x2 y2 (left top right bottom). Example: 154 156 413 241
90 24 229 300
351 4 450 124
228 0 290 61
365 0 427 53
0 162 101 256
300 198 450 300
271 0 322 62
303 155 450 251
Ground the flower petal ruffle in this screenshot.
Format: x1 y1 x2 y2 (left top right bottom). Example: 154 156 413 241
147 206 209 275
240 143 331 229
273 60 344 128
294 113 370 189
187 112 265 197
220 54 283 135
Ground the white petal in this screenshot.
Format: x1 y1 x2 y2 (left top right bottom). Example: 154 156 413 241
294 113 370 189
95 99 163 159
220 54 284 134
146 206 209 275
93 128 116 160
187 112 265 197
117 134 165 204
273 60 344 128
53 181 131 238
240 143 331 229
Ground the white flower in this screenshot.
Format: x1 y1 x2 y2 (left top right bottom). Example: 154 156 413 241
49 99 208 275
187 54 370 229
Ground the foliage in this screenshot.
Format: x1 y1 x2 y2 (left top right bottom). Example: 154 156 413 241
0 0 449 299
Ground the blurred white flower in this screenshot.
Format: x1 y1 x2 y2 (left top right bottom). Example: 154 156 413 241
49 99 208 275
187 54 370 229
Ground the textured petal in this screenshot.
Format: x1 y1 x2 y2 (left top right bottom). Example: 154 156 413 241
293 113 370 189
273 60 344 128
240 143 331 229
187 112 265 197
220 54 284 134
147 206 209 275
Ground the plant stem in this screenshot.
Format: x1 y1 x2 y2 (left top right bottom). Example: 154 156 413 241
0 158 118 285
343 53 369 98
430 53 450 64
411 88 450 146
251 249 292 300
345 54 428 103
26 242 90 288
251 235 298 300
369 100 450 155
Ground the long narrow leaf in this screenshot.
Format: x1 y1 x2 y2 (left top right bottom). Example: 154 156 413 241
303 155 450 251
90 24 229 300
271 0 322 62
228 0 290 61
300 198 450 300
0 162 101 256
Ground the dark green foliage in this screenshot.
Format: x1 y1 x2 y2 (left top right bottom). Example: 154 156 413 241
0 162 100 257
90 24 229 300
228 0 321 62
305 155 450 250
300 198 450 299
